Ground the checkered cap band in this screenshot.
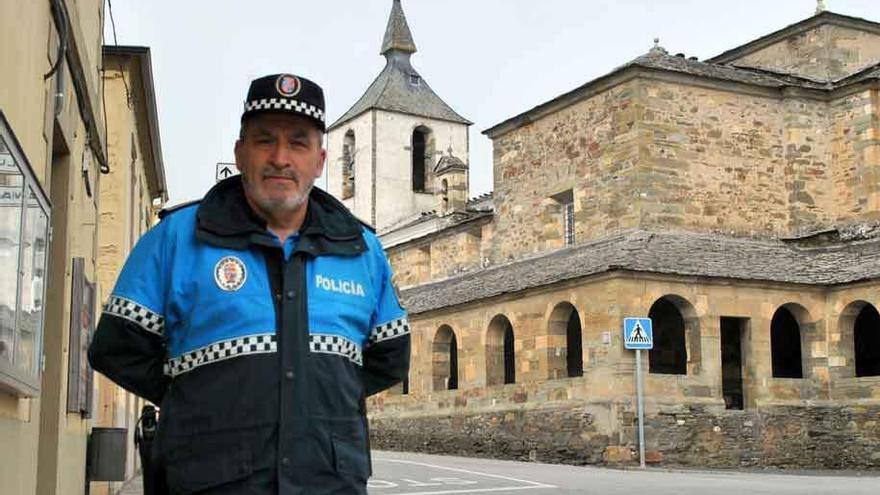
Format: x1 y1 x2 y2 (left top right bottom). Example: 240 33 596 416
164 333 277 377
104 296 165 337
243 98 325 122
309 334 363 366
369 317 410 344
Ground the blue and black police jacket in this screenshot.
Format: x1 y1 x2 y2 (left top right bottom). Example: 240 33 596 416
89 177 410 494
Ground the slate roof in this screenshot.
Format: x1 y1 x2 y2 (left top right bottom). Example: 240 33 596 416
381 0 417 55
399 228 880 315
836 61 880 85
328 1 471 131
626 48 830 90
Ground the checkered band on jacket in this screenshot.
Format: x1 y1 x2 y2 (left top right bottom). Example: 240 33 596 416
243 98 325 122
103 296 165 336
369 317 410 344
309 334 363 366
164 333 277 377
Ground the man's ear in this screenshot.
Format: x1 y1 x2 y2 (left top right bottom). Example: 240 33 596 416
316 148 327 178
234 140 243 172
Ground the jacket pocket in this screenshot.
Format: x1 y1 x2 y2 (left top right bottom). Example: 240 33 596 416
164 433 254 494
331 433 370 482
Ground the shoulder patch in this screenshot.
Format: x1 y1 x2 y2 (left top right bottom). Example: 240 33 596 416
159 199 201 220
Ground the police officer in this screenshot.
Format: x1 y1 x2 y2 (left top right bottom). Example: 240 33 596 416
89 73 411 494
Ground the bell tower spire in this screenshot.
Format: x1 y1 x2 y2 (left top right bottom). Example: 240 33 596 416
381 0 417 57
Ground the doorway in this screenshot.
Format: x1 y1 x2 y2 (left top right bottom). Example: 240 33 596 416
720 317 747 410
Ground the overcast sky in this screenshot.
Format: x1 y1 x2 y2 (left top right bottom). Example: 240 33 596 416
105 0 880 206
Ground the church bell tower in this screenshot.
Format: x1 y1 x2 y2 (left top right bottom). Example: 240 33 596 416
326 0 472 232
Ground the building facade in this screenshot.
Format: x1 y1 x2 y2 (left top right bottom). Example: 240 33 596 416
338 4 880 469
91 45 167 495
0 2 166 493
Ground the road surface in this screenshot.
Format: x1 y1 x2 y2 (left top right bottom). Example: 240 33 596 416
117 450 880 494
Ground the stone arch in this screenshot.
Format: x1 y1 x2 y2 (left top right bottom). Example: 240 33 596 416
486 314 515 386
432 325 459 391
840 301 880 377
341 129 355 199
770 303 812 378
547 302 583 379
647 295 700 375
411 125 434 193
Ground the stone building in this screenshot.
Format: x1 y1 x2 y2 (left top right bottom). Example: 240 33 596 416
0 2 166 493
333 3 880 469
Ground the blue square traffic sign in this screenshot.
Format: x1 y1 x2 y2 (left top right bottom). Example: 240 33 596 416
623 318 653 350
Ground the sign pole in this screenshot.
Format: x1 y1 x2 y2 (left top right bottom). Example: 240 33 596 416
635 349 646 469
624 317 652 469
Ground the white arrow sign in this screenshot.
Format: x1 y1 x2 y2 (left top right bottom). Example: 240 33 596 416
216 162 239 183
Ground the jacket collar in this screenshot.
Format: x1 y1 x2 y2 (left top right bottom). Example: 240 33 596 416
195 176 366 256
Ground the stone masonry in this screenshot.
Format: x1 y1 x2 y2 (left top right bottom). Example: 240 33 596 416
352 10 880 469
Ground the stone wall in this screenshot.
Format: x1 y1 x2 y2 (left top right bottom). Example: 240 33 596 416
369 401 880 469
732 24 880 82
488 81 642 264
830 89 880 224
387 220 489 287
428 226 483 280
388 242 430 287
636 80 840 237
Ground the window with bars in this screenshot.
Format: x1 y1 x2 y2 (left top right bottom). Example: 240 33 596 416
563 201 575 245
552 189 575 246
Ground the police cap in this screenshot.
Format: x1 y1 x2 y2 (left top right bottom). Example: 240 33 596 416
241 73 326 131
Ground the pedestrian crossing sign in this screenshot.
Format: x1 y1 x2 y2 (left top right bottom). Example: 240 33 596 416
624 318 653 350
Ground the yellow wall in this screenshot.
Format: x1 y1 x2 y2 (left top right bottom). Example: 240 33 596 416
0 1 108 494
90 58 164 495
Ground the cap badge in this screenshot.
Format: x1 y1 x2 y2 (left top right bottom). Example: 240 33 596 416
214 256 247 291
275 74 301 98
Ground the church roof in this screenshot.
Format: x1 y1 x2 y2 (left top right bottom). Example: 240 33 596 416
836 61 880 85
328 1 471 131
625 47 829 89
328 58 472 131
707 10 880 66
400 227 880 315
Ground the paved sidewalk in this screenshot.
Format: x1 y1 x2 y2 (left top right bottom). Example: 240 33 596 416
117 473 144 495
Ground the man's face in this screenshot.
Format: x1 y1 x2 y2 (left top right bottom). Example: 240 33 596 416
234 113 326 217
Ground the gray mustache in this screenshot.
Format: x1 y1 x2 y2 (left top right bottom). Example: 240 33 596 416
262 170 299 182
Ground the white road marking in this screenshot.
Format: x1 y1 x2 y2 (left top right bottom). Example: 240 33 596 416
371 458 556 494
375 488 555 495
